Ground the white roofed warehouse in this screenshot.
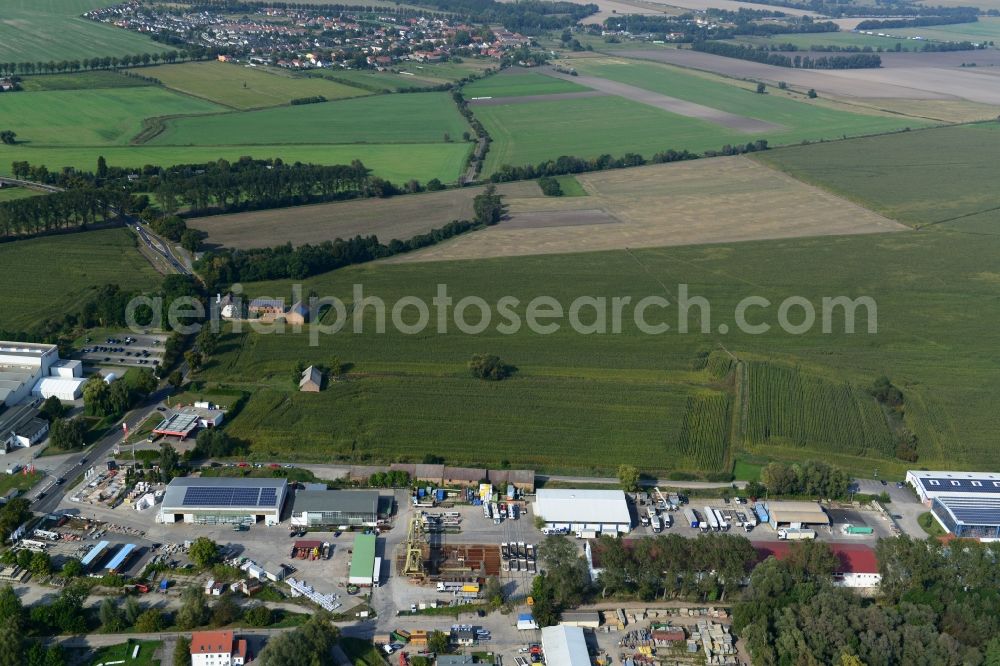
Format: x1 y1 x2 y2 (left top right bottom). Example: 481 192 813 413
534 489 631 535
541 625 591 666
159 477 288 526
907 470 1000 538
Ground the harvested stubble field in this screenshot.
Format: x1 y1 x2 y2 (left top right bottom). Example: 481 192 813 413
390 156 905 262
616 47 1000 106
0 228 161 331
190 181 543 249
134 61 369 110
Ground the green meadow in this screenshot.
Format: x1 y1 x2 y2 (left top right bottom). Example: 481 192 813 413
477 58 930 173
137 61 369 110
0 228 161 332
463 71 592 98
150 92 472 145
18 70 153 91
0 88 223 146
753 123 1000 232
0 143 471 184
733 32 909 50
0 0 160 62
0 187 46 203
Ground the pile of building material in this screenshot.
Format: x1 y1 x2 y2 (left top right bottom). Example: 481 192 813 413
691 621 737 665
286 577 342 612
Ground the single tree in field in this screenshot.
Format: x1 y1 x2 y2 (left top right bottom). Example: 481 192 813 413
756 82 766 94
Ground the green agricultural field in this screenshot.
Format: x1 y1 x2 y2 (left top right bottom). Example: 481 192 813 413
571 57 929 138
192 202 1000 475
305 69 430 92
732 32 909 50
553 174 587 196
18 71 153 91
0 0 161 62
0 228 161 332
0 88 223 146
136 61 369 110
0 187 46 203
890 17 1000 43
464 71 592 98
149 92 472 146
394 59 497 84
476 58 931 174
753 123 1000 232
0 143 471 185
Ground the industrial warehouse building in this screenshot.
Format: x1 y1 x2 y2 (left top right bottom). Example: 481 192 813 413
541 625 591 666
348 532 378 586
907 470 1000 538
762 500 830 529
534 489 631 534
0 402 49 452
159 477 288 526
906 470 1000 502
290 488 379 527
0 341 90 405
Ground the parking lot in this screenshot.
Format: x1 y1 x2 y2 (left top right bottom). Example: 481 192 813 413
75 332 167 370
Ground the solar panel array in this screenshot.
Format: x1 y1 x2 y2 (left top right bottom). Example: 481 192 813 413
937 496 1000 525
182 485 279 508
916 475 1000 494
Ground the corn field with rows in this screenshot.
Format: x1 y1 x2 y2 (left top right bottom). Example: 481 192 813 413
743 361 895 457
676 392 732 470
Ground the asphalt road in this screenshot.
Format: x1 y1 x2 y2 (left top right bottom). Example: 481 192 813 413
32 385 174 515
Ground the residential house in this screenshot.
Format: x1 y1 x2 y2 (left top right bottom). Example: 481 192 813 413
190 630 250 666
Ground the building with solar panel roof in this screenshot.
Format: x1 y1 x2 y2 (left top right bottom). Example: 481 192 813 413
159 477 288 526
906 470 1000 539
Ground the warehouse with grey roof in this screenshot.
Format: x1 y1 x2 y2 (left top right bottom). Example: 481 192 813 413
290 488 379 527
159 477 288 526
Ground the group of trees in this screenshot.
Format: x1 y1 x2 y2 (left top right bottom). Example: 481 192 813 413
0 50 185 77
468 353 515 381
367 470 412 488
193 429 247 459
692 41 882 68
490 148 699 183
472 185 504 225
257 611 340 665
149 159 382 217
735 537 1000 665
0 584 70 666
530 532 757 626
0 186 137 239
594 533 758 601
751 459 851 499
83 370 157 420
856 10 978 31
0 131 15 145
195 220 475 289
0 499 31 543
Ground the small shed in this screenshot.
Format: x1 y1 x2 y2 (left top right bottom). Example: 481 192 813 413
299 366 323 392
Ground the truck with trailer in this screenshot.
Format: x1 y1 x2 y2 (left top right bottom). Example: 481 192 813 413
650 513 662 533
705 506 719 531
683 508 699 529
778 528 816 540
713 509 730 531
754 503 769 525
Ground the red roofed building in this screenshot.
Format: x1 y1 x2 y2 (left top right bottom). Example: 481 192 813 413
754 541 881 589
191 630 251 666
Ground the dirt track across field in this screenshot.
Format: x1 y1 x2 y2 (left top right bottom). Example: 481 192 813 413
469 90 609 106
542 67 785 132
386 156 908 263
615 48 1000 105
